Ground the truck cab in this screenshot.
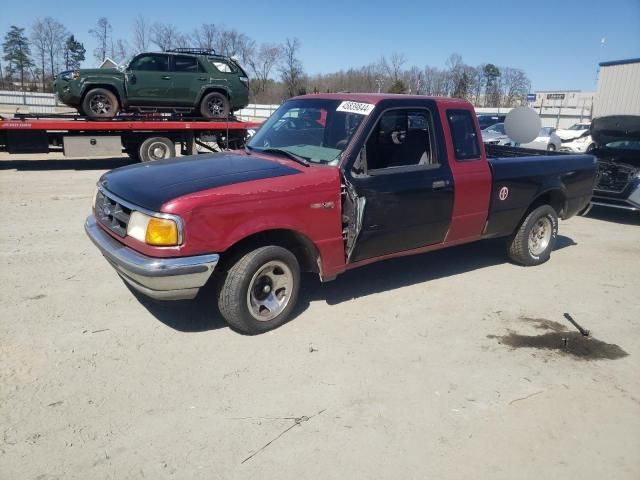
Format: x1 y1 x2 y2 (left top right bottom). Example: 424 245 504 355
86 94 596 333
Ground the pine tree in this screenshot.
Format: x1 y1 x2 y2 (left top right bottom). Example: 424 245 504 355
2 26 34 90
64 35 86 70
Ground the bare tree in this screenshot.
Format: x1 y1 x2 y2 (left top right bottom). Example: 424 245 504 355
192 23 218 51
132 15 150 53
279 38 304 98
216 28 254 63
386 52 407 82
500 67 530 107
112 38 129 64
89 17 111 63
150 23 181 51
31 19 47 90
43 18 68 78
246 42 282 94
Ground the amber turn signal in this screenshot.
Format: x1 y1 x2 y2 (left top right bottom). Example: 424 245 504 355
145 218 179 246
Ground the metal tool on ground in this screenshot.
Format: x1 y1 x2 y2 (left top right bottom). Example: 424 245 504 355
563 313 590 336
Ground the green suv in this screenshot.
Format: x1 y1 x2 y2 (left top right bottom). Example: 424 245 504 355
54 49 250 120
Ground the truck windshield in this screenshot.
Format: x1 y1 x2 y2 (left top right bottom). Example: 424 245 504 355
247 99 366 165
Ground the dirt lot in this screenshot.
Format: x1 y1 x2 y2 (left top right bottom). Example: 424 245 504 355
1 154 639 480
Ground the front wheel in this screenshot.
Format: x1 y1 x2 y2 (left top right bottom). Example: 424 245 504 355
507 205 558 266
82 88 119 120
217 246 300 334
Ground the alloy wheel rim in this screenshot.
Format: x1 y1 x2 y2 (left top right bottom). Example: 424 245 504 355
528 217 552 256
246 260 293 321
89 94 112 115
208 98 224 116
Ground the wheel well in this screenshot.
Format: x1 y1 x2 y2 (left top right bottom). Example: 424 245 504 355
82 84 122 104
218 229 320 274
529 189 566 217
200 88 230 103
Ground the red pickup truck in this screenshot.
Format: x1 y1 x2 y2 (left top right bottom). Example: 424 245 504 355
86 94 596 333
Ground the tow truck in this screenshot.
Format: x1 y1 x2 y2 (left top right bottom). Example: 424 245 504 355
0 113 260 161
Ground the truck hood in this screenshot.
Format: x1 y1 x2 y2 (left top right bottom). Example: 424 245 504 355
78 68 121 75
100 152 301 211
591 115 640 145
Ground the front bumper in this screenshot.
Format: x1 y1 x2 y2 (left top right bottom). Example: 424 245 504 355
85 215 219 300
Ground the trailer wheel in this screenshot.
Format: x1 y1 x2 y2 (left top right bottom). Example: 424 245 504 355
217 246 300 334
507 205 558 266
82 88 119 120
200 92 230 119
138 137 176 162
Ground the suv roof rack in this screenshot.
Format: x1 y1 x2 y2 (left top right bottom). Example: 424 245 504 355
165 48 217 56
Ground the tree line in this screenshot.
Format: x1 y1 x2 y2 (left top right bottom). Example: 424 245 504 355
1 17 530 107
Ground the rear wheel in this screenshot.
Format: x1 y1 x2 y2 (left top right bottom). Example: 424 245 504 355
547 143 556 151
507 205 558 266
82 88 119 120
138 136 175 162
200 92 230 119
217 246 300 334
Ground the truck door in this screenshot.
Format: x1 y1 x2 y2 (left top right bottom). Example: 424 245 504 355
125 53 172 106
168 55 207 106
343 105 454 263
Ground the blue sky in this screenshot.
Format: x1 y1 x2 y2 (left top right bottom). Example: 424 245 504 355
2 0 639 91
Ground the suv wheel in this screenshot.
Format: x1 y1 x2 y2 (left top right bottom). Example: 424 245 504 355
217 246 300 334
507 205 558 266
200 92 230 119
82 88 119 120
138 137 176 162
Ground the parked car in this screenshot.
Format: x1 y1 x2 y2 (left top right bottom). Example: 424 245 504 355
555 122 595 153
54 48 250 120
477 114 505 130
85 94 596 333
588 115 640 212
481 122 509 144
520 127 561 151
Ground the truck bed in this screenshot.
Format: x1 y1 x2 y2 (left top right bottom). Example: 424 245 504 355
482 144 596 238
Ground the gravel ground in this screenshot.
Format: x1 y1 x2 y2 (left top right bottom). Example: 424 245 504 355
1 154 639 480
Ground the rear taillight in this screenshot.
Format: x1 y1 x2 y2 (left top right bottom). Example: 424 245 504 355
239 76 249 88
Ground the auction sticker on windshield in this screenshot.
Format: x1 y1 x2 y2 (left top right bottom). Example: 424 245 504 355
336 101 375 116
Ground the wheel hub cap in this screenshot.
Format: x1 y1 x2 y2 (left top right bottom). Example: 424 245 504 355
528 217 552 256
247 260 293 321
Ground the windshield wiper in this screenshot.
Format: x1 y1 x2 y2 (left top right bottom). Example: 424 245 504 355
257 147 310 167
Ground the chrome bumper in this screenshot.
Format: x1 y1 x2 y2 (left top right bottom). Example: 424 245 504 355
85 215 219 300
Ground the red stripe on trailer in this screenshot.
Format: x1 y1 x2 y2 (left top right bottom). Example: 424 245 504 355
0 119 263 131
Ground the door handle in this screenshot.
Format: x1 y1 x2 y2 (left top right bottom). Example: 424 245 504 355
161 76 171 80
432 180 450 189
197 77 208 81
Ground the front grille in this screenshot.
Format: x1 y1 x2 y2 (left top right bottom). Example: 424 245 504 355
595 162 636 193
95 189 131 237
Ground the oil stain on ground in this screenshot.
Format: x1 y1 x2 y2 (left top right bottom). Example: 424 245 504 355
488 317 628 360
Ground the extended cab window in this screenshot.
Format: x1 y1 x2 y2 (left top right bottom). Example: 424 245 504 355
447 110 480 160
172 55 204 73
129 54 169 72
364 109 437 171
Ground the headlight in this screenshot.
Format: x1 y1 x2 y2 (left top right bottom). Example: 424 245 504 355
127 211 180 246
60 70 80 80
92 188 98 209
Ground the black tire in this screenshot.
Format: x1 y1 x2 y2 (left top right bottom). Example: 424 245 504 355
218 246 300 334
82 88 119 120
587 143 596 153
138 137 176 162
200 92 230 119
507 205 558 266
547 143 556 151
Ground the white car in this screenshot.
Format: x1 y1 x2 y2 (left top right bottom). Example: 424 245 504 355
520 127 561 151
481 122 509 144
555 122 595 153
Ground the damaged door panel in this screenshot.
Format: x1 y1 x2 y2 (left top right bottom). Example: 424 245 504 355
341 180 366 262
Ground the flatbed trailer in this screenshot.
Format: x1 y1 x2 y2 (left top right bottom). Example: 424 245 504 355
0 113 262 161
